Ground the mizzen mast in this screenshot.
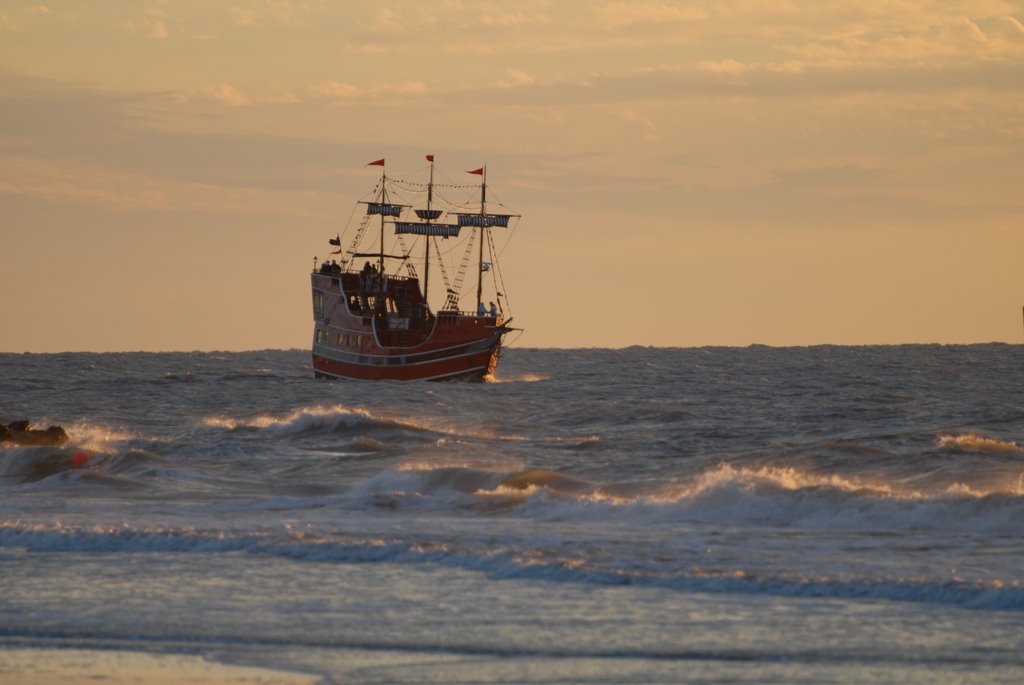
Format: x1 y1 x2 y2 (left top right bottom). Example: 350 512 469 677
455 166 517 315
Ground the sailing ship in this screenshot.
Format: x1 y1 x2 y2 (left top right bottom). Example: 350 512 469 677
310 156 520 381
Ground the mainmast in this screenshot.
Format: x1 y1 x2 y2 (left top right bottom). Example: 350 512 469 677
424 155 434 308
378 164 387 280
475 166 487 314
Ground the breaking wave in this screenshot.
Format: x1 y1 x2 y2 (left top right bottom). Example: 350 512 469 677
342 463 1024 534
201 405 448 444
200 404 596 447
488 373 549 383
203 405 384 433
937 433 1022 454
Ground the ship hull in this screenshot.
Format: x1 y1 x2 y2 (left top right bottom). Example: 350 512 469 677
311 336 502 382
310 271 505 381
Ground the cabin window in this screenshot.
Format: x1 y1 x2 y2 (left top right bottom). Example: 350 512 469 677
312 291 325 321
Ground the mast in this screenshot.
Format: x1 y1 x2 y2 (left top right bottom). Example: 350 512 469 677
357 159 413 290
476 166 487 314
378 164 387 281
424 156 434 310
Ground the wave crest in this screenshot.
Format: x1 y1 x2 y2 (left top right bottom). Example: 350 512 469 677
937 433 1022 454
342 462 1024 535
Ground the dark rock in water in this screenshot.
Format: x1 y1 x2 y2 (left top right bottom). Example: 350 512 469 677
0 421 69 447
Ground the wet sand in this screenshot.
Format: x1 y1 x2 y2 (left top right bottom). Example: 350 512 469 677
0 648 318 685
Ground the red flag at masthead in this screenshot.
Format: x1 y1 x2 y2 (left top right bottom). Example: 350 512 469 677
366 158 385 166
426 154 434 162
467 167 484 175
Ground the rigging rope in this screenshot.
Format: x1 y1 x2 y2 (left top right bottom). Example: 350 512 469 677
486 228 512 317
432 236 453 295
389 178 483 191
496 216 521 260
395 234 418 279
345 214 372 267
445 230 476 311
327 170 518 320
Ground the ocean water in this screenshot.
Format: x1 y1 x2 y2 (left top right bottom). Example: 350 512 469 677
1 345 1023 683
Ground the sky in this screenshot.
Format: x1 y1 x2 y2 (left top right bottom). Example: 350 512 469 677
1 0 1022 351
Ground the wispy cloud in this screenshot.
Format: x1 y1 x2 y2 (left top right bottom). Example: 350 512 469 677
696 59 748 76
497 69 535 89
0 11 23 32
308 80 428 100
207 83 250 106
121 17 170 40
229 1 312 28
617 109 658 142
591 1 709 28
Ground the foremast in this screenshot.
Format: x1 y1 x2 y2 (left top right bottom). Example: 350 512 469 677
357 159 407 296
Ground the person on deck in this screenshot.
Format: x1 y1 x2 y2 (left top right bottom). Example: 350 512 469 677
489 301 498 317
477 302 486 315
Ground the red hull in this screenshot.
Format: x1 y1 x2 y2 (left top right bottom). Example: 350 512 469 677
310 271 506 381
312 343 500 381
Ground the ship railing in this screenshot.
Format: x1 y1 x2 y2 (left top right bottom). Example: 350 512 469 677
342 268 419 284
313 267 420 285
437 309 503 321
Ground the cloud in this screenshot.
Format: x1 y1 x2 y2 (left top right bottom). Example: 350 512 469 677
229 1 311 28
771 163 885 189
207 83 250 106
308 80 428 100
122 18 171 40
696 59 748 76
371 7 404 32
777 13 1024 68
0 156 175 211
0 12 23 32
377 80 428 95
592 1 709 28
497 69 535 89
997 15 1024 35
362 3 543 33
617 109 658 142
183 83 298 105
478 11 547 28
309 80 359 98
